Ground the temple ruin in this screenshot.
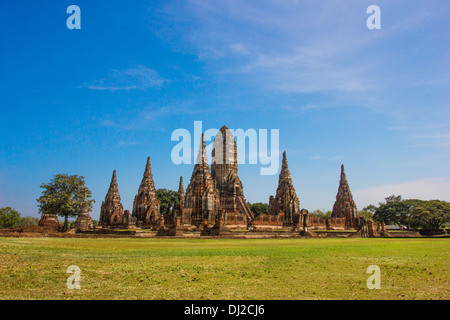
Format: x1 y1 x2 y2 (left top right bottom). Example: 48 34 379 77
92 125 361 234
38 214 61 229
132 157 161 227
268 151 300 226
74 193 94 231
211 126 254 223
331 164 358 228
99 170 124 227
184 133 221 226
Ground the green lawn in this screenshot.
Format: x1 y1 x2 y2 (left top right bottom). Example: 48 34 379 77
0 237 448 300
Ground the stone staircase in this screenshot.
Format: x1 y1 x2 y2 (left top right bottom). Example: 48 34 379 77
237 196 255 223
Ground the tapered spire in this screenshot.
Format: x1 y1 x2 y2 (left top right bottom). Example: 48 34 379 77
178 176 184 195
269 151 300 220
278 151 293 185
105 170 121 202
132 157 160 224
178 176 185 205
331 164 357 222
196 133 208 166
80 192 89 216
100 170 124 227
337 164 351 196
282 151 288 168
138 157 157 195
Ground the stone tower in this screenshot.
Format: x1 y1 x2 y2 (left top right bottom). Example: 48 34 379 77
178 176 185 206
185 133 221 226
132 157 161 225
75 192 94 231
100 170 124 227
211 125 254 221
331 164 358 227
268 151 300 225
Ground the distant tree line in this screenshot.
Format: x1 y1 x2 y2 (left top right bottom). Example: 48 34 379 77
29 172 450 233
370 195 450 231
306 194 450 231
0 207 40 229
355 195 450 231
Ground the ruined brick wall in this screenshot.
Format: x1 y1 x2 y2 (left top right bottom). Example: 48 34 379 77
309 216 327 229
38 215 61 229
326 217 346 229
225 212 248 225
252 214 285 226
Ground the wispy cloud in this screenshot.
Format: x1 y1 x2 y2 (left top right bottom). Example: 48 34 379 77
309 155 343 161
101 120 120 128
153 0 449 119
87 65 170 91
389 122 450 131
354 177 450 207
388 121 450 148
99 103 214 131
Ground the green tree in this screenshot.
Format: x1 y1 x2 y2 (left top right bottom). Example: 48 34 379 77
362 204 378 214
157 189 181 215
411 200 450 231
36 174 94 230
249 203 269 217
14 216 40 228
382 194 402 205
310 209 332 219
373 199 417 227
0 207 21 228
357 210 374 220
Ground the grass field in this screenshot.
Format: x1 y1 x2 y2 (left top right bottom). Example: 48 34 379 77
0 237 448 300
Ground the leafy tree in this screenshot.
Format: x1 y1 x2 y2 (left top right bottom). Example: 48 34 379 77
373 199 417 227
68 220 76 229
357 210 374 220
361 196 403 223
310 209 332 219
249 203 269 217
14 216 40 228
36 174 94 230
362 204 378 214
0 207 21 228
157 189 181 215
411 200 450 231
382 194 402 205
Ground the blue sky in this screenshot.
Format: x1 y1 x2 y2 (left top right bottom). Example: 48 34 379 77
1 1 449 219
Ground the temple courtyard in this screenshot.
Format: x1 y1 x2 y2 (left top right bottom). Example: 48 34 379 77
0 237 448 300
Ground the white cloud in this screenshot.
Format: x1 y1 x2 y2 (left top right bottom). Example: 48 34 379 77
353 178 450 207
101 120 120 127
87 65 169 91
98 104 214 131
154 0 449 120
